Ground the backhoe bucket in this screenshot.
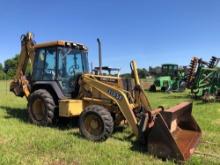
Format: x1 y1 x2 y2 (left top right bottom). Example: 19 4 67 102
148 102 201 161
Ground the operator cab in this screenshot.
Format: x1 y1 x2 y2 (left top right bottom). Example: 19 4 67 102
161 64 178 78
32 41 89 97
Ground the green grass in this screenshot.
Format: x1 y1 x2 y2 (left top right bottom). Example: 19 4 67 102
0 80 220 165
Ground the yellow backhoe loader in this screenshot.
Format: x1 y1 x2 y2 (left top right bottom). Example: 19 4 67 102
10 32 201 161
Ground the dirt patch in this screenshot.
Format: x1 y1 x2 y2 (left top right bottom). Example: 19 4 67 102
50 160 79 165
0 137 5 144
212 119 220 125
50 160 66 165
141 81 153 90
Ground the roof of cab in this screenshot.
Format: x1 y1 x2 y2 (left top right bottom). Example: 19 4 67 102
162 64 178 66
34 40 88 51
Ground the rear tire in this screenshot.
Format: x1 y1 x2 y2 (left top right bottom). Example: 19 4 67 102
179 81 186 92
149 85 156 92
28 89 56 126
161 86 167 92
79 105 114 141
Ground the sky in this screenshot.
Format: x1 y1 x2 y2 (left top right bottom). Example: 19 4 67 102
0 0 220 72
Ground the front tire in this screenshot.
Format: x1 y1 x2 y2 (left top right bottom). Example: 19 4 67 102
161 86 167 92
149 85 156 92
79 105 114 141
28 89 56 126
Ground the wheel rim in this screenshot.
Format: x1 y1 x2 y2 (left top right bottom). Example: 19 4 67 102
84 113 104 136
32 98 46 121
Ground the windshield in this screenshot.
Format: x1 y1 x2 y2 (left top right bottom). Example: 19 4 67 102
57 47 89 97
162 65 178 76
58 47 89 77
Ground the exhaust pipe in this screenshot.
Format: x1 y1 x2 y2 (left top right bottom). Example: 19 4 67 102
97 38 102 75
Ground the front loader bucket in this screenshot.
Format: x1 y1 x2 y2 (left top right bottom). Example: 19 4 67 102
148 102 201 161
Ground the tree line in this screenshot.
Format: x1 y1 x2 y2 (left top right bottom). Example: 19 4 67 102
0 54 19 80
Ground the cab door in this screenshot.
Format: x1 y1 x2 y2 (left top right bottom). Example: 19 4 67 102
32 47 56 81
57 47 86 97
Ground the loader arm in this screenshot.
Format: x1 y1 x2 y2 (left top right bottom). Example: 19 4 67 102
81 74 139 136
81 60 154 137
81 60 201 161
130 60 152 111
10 32 35 97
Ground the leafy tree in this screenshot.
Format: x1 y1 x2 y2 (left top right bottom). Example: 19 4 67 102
0 63 3 71
0 63 5 80
0 71 4 79
4 54 19 79
149 66 161 76
121 68 149 79
137 68 148 78
121 73 131 78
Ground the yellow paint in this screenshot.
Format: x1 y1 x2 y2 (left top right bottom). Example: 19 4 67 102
59 99 83 117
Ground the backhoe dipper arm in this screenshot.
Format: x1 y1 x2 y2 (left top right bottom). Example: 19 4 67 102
10 32 35 97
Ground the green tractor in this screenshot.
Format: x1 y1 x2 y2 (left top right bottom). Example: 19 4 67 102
149 64 186 92
186 56 220 102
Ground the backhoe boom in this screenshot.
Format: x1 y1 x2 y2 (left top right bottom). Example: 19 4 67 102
10 32 35 97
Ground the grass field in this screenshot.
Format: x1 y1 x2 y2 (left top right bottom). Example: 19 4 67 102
0 80 220 165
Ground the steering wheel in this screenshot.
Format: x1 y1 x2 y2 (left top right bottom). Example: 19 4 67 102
68 65 76 76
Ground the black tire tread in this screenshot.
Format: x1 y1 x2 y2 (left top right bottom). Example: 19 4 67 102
28 89 55 126
149 84 156 92
79 105 114 141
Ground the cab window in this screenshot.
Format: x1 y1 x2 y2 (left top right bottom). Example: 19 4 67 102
32 47 56 81
32 48 46 80
42 47 56 80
